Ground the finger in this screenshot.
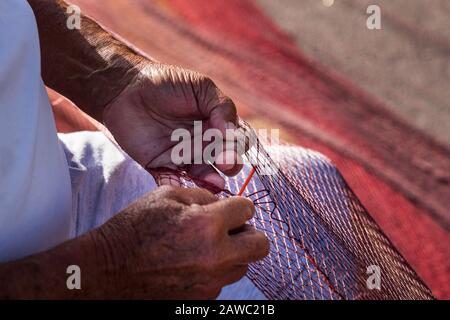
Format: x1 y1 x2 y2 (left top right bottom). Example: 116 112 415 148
229 223 255 235
154 185 218 205
203 196 255 231
214 149 243 176
187 164 226 191
173 187 219 205
228 230 270 264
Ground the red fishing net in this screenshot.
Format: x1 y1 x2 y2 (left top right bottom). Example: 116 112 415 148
150 121 433 300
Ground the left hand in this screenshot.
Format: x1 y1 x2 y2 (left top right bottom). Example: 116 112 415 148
103 63 242 190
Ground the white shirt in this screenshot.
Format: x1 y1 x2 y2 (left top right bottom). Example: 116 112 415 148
0 0 72 262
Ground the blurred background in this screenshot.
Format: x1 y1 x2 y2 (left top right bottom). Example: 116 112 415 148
52 0 450 298
259 0 450 144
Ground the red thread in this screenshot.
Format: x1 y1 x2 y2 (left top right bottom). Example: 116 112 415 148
238 167 256 196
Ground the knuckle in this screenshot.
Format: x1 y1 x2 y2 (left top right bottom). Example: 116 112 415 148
156 185 180 199
193 210 213 226
200 77 236 113
195 187 215 201
193 213 221 241
214 95 237 121
198 240 227 272
234 197 255 219
200 76 216 90
222 96 237 114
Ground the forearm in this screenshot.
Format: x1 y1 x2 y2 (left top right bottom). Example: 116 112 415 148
0 228 121 299
27 0 148 121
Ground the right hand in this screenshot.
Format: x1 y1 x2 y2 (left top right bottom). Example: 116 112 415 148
90 186 270 299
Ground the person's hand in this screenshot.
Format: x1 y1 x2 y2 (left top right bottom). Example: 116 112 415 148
89 186 270 299
103 63 241 190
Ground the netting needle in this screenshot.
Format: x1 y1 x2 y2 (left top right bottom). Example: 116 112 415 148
238 167 256 196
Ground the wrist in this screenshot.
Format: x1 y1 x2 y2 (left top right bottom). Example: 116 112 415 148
101 59 160 125
0 234 104 299
79 212 140 298
80 52 148 123
29 0 152 123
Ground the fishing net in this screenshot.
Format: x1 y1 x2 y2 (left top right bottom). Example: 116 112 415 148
150 121 433 300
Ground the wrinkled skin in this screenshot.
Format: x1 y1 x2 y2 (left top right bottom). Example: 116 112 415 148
91 186 270 299
104 63 242 190
0 2 270 300
98 63 267 299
